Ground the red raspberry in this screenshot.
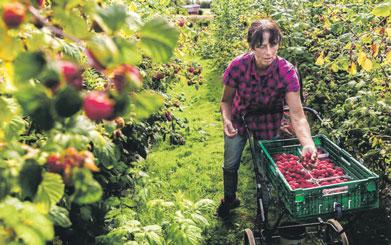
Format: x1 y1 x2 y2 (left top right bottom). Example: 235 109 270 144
83 91 114 121
178 19 185 27
188 67 195 73
112 64 142 91
2 2 25 29
60 61 83 90
46 153 64 174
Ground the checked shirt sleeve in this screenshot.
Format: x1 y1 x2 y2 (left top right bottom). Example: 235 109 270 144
279 60 300 92
222 60 241 89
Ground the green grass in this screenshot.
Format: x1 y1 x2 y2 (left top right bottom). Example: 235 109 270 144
136 59 257 244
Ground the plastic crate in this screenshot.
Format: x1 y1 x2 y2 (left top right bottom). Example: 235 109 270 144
257 135 379 220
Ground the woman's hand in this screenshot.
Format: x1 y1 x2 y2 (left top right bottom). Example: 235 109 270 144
302 145 317 161
224 120 238 137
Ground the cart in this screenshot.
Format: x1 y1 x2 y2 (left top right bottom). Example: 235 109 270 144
241 107 379 245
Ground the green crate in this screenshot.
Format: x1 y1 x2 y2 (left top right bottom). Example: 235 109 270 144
257 135 379 220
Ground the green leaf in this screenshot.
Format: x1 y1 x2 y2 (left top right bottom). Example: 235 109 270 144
23 207 55 241
111 93 130 117
348 62 357 75
143 225 163 243
63 0 81 9
124 11 143 34
38 62 61 89
0 28 24 61
96 4 129 33
5 115 26 140
338 57 349 71
129 90 164 120
362 58 373 72
315 52 324 66
0 197 54 244
331 62 339 72
15 85 45 114
190 213 209 226
14 224 45 245
60 41 83 61
34 173 65 211
0 176 11 201
86 34 120 68
385 51 391 65
194 199 214 211
71 168 102 204
49 206 72 228
371 2 391 17
92 136 120 169
25 32 50 52
80 206 92 221
96 8 141 37
53 7 91 40
14 52 46 82
139 17 179 63
114 37 142 65
15 85 55 131
19 159 43 200
0 97 19 125
54 86 83 118
31 99 55 131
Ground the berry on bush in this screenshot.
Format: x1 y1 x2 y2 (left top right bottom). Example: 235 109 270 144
46 148 99 183
165 111 173 121
2 2 25 29
83 91 114 121
112 64 142 91
46 153 64 174
152 71 165 81
60 61 83 90
188 67 195 73
178 18 185 27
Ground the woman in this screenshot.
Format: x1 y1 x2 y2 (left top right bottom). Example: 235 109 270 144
217 19 317 217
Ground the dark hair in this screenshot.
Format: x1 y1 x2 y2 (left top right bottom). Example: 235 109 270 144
247 19 283 49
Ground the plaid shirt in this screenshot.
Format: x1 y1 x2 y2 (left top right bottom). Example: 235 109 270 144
223 53 300 139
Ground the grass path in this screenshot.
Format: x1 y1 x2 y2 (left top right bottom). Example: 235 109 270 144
137 59 257 244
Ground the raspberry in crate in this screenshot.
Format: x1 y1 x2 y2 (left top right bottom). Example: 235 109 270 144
272 153 351 190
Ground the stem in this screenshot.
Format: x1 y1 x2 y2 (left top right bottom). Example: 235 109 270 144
28 6 83 45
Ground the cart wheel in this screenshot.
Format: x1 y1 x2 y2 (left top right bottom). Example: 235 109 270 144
323 219 349 245
243 228 256 245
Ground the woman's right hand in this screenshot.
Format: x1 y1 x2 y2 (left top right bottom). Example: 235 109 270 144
224 120 238 137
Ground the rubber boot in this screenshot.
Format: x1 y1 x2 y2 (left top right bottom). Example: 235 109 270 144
216 170 240 218
223 169 238 201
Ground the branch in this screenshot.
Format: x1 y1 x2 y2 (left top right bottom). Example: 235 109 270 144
28 6 83 45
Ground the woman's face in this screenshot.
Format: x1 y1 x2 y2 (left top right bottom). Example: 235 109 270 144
252 31 279 69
